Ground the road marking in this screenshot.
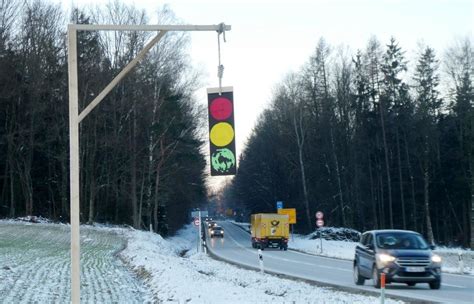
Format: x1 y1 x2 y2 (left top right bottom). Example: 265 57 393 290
289 248 353 263
265 253 352 272
443 272 474 279
221 224 257 255
442 283 465 288
222 223 351 272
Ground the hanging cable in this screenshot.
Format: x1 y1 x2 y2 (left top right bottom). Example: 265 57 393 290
217 23 226 95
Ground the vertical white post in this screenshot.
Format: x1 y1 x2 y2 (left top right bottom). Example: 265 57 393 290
458 252 464 273
67 24 81 304
258 249 264 273
198 211 202 253
196 221 199 252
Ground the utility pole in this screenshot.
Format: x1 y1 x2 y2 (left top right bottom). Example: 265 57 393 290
68 23 231 303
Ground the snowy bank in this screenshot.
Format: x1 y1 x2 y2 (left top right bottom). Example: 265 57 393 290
120 224 403 303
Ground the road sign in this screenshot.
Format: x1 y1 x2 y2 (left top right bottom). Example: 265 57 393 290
276 201 283 209
207 87 236 176
194 218 200 226
316 211 324 219
191 210 208 218
316 219 324 227
278 208 296 224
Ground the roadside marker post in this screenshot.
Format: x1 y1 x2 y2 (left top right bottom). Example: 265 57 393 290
458 252 464 273
380 273 386 304
319 230 323 254
198 211 202 253
196 218 199 253
258 249 264 273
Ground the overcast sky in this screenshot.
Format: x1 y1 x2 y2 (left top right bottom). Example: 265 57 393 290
63 0 472 188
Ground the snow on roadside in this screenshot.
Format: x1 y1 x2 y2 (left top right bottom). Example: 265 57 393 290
431 246 474 275
231 221 474 275
120 224 404 304
291 234 357 260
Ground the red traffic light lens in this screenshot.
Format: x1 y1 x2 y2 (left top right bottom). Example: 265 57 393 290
210 97 232 120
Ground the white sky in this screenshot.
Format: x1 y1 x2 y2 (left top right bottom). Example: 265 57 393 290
61 0 473 189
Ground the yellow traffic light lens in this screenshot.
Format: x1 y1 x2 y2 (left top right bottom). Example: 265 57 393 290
210 122 234 147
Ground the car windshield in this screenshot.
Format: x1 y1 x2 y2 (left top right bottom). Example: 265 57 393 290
375 232 429 250
213 227 222 231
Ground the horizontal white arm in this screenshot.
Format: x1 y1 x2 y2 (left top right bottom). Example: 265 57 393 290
69 24 231 31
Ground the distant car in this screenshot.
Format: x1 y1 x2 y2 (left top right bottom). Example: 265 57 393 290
353 230 442 289
210 226 224 238
207 221 217 229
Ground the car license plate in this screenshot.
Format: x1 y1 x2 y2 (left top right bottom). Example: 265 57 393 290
405 267 425 272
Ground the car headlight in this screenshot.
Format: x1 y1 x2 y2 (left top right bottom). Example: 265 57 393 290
377 253 396 263
431 255 442 263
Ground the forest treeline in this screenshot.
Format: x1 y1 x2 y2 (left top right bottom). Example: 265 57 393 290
225 37 473 247
0 0 208 234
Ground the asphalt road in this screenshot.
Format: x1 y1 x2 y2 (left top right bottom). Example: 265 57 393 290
205 221 474 304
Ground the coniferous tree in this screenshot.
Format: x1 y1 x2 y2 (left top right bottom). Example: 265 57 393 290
413 46 441 243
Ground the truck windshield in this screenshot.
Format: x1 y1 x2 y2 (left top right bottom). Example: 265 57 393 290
375 232 429 250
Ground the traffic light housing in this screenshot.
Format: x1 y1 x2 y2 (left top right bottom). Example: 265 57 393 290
207 87 236 176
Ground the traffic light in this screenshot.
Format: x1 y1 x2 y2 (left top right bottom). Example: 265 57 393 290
207 87 236 176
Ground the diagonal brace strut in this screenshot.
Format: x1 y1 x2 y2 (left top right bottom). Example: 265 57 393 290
78 30 168 123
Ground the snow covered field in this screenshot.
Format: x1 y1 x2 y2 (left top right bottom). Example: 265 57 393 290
0 219 404 303
0 220 150 303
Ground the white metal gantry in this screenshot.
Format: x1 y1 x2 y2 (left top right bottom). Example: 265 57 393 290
68 23 231 304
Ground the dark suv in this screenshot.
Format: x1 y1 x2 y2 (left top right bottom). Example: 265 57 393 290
353 230 442 289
